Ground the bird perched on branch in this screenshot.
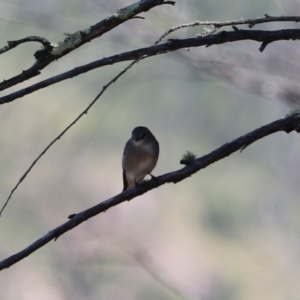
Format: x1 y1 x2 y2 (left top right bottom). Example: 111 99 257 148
122 126 159 191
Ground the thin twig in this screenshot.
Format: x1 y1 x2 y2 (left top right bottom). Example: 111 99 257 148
0 59 142 216
155 15 300 44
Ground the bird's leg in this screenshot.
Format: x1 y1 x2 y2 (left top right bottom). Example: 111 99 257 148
135 178 146 186
135 174 158 187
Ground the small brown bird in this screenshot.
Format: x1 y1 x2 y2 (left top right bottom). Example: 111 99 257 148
122 126 159 191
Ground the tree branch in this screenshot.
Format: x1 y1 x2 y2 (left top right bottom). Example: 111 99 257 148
1 113 299 271
155 15 300 43
0 0 175 92
0 28 300 105
1 28 300 104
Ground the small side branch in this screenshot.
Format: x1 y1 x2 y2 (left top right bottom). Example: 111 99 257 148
0 113 299 271
0 36 52 55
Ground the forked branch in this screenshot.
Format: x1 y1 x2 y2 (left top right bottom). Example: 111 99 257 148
0 0 175 92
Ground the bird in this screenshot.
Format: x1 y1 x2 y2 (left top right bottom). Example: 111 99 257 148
122 126 159 191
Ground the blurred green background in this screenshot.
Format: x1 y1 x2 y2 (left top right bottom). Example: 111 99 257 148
1 0 300 299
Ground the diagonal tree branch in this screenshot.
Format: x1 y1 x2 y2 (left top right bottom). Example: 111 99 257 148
1 113 300 271
0 0 175 92
1 27 300 104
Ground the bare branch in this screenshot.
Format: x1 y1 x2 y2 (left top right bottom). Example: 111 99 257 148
156 15 300 44
0 0 175 92
1 27 300 104
1 114 300 270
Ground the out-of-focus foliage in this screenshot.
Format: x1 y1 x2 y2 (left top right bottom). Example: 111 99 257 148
1 0 300 299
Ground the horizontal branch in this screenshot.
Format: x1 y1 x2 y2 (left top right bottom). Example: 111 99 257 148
155 14 300 43
0 0 175 92
1 27 300 104
1 113 300 271
190 14 300 30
